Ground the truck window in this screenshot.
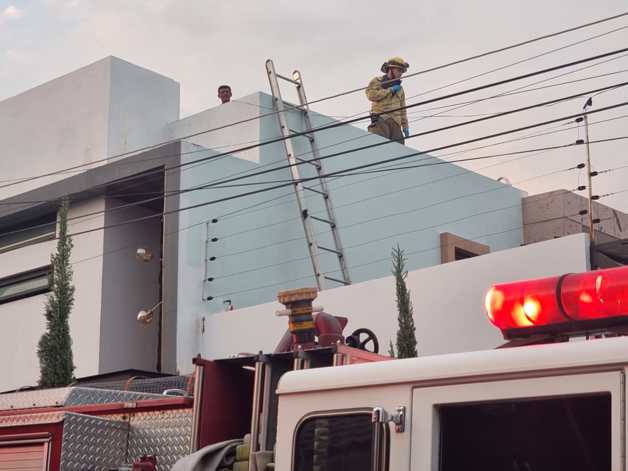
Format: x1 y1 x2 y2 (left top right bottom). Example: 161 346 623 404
293 413 373 471
438 393 610 471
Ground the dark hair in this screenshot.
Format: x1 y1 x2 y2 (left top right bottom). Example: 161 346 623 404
218 85 231 93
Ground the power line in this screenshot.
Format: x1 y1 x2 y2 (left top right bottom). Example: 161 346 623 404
213 196 626 299
137 58 628 206
305 11 628 106
216 150 628 261
58 128 628 241
2 13 626 198
182 80 628 193
213 165 580 269
165 48 628 199
3 43 626 237
343 23 628 122
4 97 627 245
209 205 603 299
35 147 580 273
216 112 628 224
37 145 628 275
407 62 628 118
3 86 625 241
193 59 628 201
3 46 628 197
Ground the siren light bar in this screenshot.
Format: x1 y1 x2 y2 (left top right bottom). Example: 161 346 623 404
485 265 628 338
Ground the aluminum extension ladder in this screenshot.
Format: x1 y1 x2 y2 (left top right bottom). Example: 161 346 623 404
265 59 351 289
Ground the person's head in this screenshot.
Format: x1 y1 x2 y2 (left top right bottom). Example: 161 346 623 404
387 67 403 80
381 57 409 80
218 85 232 104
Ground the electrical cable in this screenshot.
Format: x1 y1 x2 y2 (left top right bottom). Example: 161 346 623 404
2 91 626 241
2 46 627 194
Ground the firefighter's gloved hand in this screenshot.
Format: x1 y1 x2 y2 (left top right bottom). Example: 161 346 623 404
403 128 410 138
390 84 401 94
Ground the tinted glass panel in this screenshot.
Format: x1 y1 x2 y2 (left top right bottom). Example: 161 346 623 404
294 414 372 471
0 268 50 304
439 394 611 471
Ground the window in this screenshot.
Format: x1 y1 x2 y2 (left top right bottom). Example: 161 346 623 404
293 413 373 471
453 247 477 260
438 394 610 471
0 267 51 305
440 232 489 263
0 213 56 254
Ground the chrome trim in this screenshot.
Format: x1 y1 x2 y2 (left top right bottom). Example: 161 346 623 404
189 364 203 452
249 358 266 471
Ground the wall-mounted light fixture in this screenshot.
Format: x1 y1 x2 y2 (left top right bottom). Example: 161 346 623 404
137 301 163 324
136 247 153 262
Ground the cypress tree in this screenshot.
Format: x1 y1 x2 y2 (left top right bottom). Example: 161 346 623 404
38 197 75 387
392 245 418 358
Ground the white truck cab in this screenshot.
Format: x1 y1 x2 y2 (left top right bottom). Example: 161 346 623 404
272 265 628 471
276 336 624 470
184 266 628 471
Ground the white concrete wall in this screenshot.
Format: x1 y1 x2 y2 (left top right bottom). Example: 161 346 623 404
175 91 524 321
0 237 55 391
165 93 262 163
0 60 111 199
0 57 180 200
107 58 179 158
99 199 162 374
183 234 590 370
0 198 106 391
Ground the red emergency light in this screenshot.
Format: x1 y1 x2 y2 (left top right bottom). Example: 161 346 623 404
485 266 628 338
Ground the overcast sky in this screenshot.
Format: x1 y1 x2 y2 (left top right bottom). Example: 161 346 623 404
1 0 627 212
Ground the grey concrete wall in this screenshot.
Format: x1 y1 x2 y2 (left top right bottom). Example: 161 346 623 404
523 190 628 244
99 198 162 374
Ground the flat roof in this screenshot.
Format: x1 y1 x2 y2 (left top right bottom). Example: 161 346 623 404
277 336 628 395
0 142 181 227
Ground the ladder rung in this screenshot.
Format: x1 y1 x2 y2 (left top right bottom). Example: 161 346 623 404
309 215 335 226
295 157 321 169
276 73 300 85
303 186 328 196
324 275 350 285
289 128 315 141
317 245 342 256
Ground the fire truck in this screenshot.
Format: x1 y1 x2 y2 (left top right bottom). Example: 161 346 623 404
1 265 628 470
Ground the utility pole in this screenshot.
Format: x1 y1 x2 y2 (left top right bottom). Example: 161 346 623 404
582 97 595 242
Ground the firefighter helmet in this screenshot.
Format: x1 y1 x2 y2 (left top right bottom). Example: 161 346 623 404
381 57 409 73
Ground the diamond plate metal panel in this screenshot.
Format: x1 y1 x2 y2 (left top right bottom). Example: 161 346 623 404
80 376 192 395
127 409 193 471
0 411 66 427
0 387 168 411
64 387 165 406
0 387 72 411
60 412 129 471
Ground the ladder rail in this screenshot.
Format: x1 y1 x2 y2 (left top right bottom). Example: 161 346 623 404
266 60 325 290
293 69 352 284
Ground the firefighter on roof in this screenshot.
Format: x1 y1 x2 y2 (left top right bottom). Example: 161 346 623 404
366 56 410 144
